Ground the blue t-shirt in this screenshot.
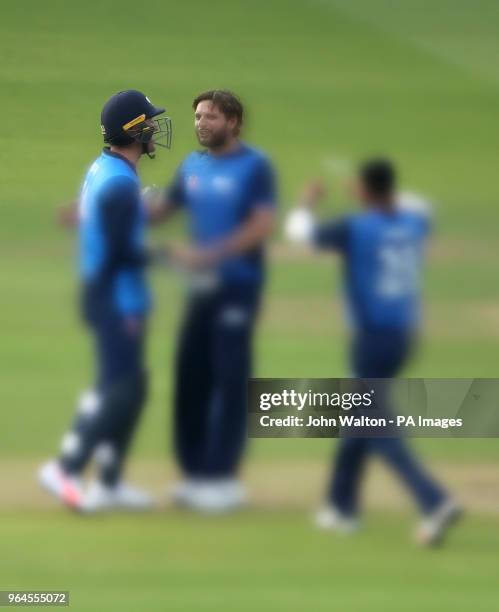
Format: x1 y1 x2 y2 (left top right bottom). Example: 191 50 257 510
79 149 150 316
167 143 277 284
314 208 430 330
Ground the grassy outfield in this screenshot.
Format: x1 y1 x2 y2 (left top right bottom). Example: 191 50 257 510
0 510 498 612
1 0 498 609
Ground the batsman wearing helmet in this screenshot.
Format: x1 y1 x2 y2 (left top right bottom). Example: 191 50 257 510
39 90 172 512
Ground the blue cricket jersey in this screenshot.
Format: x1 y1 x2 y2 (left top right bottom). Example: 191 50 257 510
167 143 277 284
314 208 430 330
79 149 150 317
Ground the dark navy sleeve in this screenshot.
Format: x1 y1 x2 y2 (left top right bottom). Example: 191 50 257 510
313 216 351 253
249 157 277 209
164 163 186 207
99 176 149 276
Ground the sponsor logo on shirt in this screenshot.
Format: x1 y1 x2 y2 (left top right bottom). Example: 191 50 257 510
212 175 235 194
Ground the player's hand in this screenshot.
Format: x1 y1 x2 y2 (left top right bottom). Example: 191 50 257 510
300 180 327 208
170 244 220 270
57 200 79 229
141 185 160 205
142 185 174 226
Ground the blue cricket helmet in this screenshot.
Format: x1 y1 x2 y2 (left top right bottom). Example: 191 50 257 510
101 89 172 150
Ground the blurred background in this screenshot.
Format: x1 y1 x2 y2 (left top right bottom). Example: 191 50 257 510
1 0 498 609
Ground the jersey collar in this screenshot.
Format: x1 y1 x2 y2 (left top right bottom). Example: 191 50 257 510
102 147 138 175
205 141 246 159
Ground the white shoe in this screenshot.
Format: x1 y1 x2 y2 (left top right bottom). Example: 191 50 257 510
38 460 84 511
314 505 359 534
187 479 247 513
415 499 462 546
82 480 154 513
217 479 247 507
170 479 197 506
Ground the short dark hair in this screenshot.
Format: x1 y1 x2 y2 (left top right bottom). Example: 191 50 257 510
192 89 244 129
359 158 396 198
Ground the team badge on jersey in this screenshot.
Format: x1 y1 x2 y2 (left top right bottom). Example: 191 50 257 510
187 175 199 192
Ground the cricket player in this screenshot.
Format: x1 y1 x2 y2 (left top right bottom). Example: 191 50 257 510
149 90 276 511
39 90 172 512
285 159 461 545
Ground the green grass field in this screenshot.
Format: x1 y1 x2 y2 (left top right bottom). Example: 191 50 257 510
1 0 499 610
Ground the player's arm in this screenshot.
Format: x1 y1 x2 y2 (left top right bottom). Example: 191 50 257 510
99 178 167 275
172 205 275 269
284 180 325 245
100 178 149 274
216 156 277 256
210 205 275 258
62 162 186 230
397 191 433 235
57 200 79 228
284 180 349 252
397 192 433 219
144 162 187 226
142 186 179 225
172 156 277 268
56 187 179 230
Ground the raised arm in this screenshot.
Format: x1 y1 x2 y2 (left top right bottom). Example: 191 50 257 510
284 180 350 252
284 180 325 245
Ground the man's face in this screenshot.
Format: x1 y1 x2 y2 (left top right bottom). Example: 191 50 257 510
129 118 157 155
194 100 237 149
144 118 156 154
